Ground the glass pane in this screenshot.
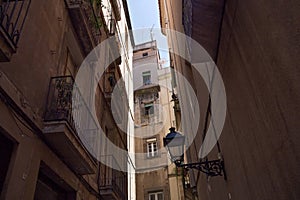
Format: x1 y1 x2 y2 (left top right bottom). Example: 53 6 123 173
153 143 157 151
149 106 154 114
149 194 155 200
143 75 151 85
148 143 152 152
169 145 183 161
158 193 163 200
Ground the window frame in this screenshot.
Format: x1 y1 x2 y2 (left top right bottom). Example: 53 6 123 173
148 191 164 200
144 103 154 116
142 71 151 85
146 138 158 158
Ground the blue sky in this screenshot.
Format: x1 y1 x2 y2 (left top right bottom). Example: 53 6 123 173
127 0 169 66
127 0 161 42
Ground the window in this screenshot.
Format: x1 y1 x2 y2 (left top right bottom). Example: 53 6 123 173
143 52 148 57
144 103 154 116
141 103 155 124
142 71 151 85
146 138 158 158
149 191 163 200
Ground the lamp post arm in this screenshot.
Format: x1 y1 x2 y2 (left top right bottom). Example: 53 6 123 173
175 159 227 179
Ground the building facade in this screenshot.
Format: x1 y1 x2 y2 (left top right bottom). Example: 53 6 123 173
159 0 300 200
133 41 184 200
0 0 134 199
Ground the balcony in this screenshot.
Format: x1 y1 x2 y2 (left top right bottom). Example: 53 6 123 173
0 0 31 61
65 0 101 56
103 64 122 99
99 157 127 200
43 76 97 175
110 0 121 21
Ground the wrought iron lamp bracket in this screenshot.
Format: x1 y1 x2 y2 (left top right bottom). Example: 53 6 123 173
175 158 227 180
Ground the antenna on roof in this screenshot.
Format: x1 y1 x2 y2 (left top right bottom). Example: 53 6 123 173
150 24 155 41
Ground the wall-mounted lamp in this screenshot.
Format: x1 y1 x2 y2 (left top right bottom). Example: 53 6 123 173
163 127 227 179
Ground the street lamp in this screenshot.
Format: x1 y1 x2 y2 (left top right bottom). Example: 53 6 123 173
163 127 227 179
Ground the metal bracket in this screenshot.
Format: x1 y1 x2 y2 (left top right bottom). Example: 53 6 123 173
175 158 227 180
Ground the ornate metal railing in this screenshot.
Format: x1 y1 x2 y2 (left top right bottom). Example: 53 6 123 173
83 0 101 45
44 76 98 155
110 0 121 21
44 76 75 126
65 0 101 54
99 156 126 200
100 169 126 200
0 0 31 46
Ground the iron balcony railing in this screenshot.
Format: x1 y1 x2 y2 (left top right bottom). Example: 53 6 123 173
65 0 105 44
0 0 31 46
100 168 126 200
65 0 101 54
44 76 98 155
99 155 127 200
44 76 74 125
110 0 121 21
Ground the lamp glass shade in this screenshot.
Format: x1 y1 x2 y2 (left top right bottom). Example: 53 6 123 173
163 128 185 163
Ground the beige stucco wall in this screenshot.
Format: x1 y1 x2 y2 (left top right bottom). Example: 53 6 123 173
160 0 300 199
